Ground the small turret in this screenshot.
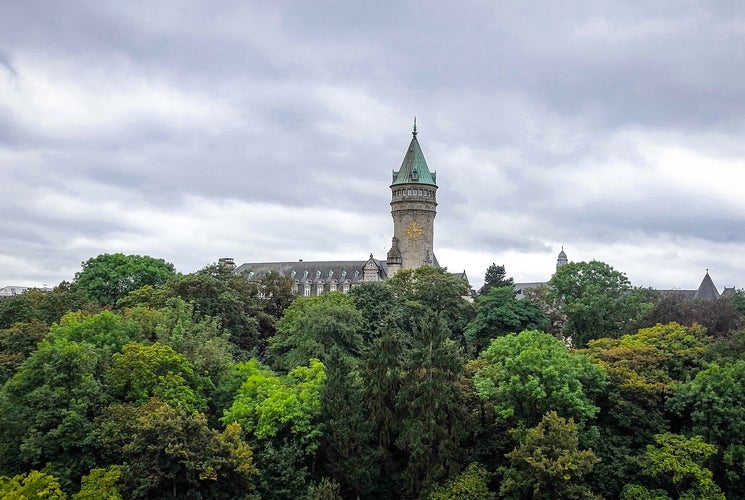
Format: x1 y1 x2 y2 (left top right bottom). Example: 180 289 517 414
556 247 568 271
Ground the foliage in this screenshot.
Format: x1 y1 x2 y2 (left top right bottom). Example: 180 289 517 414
252 439 310 499
387 266 475 340
456 358 512 474
222 359 326 454
0 338 104 490
319 348 376 497
581 322 710 497
96 398 257 499
474 330 607 428
395 312 465 496
628 433 724 500
349 281 401 339
585 322 708 437
269 292 363 371
73 253 177 306
48 310 144 364
73 465 122 499
478 263 514 296
152 298 237 418
500 411 601 500
729 289 745 316
0 320 47 384
546 261 649 347
636 292 744 337
358 320 407 496
1 253 744 496
429 463 495 500
0 283 90 331
164 266 263 355
306 477 343 500
153 299 234 375
252 271 297 323
669 361 745 495
465 285 548 354
0 470 66 499
104 342 206 412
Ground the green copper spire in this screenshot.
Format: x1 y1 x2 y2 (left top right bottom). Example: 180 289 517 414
391 119 437 186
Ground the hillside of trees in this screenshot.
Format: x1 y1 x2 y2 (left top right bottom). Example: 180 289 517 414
1 253 744 499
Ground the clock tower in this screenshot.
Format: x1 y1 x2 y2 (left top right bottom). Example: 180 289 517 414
387 120 438 274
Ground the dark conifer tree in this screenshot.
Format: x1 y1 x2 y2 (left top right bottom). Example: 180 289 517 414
319 347 376 498
395 311 465 497
478 263 514 296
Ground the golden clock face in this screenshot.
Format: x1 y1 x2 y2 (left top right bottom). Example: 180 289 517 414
406 221 423 240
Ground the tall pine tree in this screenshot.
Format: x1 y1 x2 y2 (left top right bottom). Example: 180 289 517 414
478 263 514 296
396 312 465 496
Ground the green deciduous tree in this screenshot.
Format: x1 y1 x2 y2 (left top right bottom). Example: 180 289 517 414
153 298 237 419
635 292 744 338
625 433 724 500
585 322 707 438
47 310 144 367
104 342 206 412
222 359 326 454
583 322 709 497
429 463 495 500
546 261 649 347
73 253 177 307
0 283 90 331
96 398 257 499
222 359 325 498
0 470 66 499
73 465 123 499
668 361 745 496
0 338 104 491
500 411 601 500
164 264 264 356
0 321 48 384
474 330 607 428
269 293 363 371
465 286 548 354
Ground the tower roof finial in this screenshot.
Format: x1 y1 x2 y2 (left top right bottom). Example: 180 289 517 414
412 116 417 138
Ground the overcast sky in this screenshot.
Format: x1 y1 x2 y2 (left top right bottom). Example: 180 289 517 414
2 1 744 292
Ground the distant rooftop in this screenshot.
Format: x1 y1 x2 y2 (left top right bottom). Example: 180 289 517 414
0 285 53 297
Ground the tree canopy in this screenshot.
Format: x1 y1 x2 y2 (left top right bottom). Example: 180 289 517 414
546 260 649 347
73 253 177 306
1 254 743 497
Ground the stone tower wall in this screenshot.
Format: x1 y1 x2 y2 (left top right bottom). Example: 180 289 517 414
390 183 437 270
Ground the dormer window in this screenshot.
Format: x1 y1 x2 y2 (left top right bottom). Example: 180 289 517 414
412 169 419 181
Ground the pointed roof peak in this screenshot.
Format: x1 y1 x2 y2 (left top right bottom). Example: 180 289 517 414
694 270 720 301
391 121 437 186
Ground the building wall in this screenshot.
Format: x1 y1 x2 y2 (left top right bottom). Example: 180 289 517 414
390 184 437 270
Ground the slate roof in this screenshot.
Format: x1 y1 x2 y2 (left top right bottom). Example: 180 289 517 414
234 259 388 283
693 270 720 300
391 122 437 186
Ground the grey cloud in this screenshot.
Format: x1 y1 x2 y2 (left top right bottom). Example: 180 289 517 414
1 1 745 289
